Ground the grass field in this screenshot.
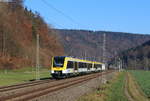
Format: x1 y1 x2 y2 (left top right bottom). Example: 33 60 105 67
78 72 128 101
130 70 150 98
0 67 50 86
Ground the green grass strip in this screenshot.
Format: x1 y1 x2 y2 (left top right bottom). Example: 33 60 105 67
0 67 50 86
106 72 128 101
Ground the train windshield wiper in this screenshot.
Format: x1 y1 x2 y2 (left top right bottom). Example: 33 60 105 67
55 63 63 67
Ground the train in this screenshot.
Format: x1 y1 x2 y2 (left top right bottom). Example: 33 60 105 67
51 56 105 78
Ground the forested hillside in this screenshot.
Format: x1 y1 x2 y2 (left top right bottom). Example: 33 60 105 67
1 0 150 70
0 1 64 69
120 40 150 70
56 29 150 62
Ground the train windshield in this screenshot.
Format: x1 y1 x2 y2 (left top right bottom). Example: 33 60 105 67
53 57 65 67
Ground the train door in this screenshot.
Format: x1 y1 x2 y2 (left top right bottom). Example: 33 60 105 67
74 62 78 70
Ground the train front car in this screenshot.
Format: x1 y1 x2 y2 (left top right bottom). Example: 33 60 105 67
51 56 66 78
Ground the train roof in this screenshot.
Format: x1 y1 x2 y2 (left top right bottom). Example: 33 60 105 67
54 56 104 64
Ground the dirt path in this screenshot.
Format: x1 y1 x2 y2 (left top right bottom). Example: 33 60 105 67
124 72 149 101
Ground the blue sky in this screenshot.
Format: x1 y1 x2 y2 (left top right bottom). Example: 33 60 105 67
24 0 150 34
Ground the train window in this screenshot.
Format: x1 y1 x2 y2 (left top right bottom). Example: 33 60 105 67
79 62 83 68
79 62 82 68
67 61 74 68
79 62 81 68
83 63 86 68
53 57 65 67
79 62 89 68
94 64 102 69
99 64 102 68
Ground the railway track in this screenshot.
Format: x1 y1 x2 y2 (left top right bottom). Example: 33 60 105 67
0 71 113 101
0 79 55 92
